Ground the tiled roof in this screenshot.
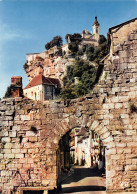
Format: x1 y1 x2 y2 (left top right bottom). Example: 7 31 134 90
24 74 61 89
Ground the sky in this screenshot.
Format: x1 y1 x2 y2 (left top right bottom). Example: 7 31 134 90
0 0 137 98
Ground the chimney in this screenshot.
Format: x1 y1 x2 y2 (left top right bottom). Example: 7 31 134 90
10 76 23 97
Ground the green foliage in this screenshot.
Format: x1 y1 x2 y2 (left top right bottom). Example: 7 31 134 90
60 87 76 100
4 85 23 98
4 85 13 98
66 33 82 54
23 63 29 70
60 59 97 99
99 35 107 45
77 49 83 56
86 41 108 63
66 33 108 63
45 36 63 50
104 72 108 79
65 33 82 43
68 42 79 53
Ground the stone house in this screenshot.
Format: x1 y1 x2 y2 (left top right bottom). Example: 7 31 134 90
69 127 105 169
23 74 61 101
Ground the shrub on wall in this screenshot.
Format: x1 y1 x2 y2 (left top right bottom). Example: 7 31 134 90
4 85 23 98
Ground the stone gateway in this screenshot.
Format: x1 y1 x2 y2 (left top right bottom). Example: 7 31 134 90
0 18 137 193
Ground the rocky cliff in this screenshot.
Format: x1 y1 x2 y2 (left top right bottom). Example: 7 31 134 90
24 51 75 86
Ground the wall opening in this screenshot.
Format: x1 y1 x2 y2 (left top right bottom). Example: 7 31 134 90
57 128 106 193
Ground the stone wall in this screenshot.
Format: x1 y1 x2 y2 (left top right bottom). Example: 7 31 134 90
109 18 137 55
0 98 58 193
0 20 137 193
100 26 137 192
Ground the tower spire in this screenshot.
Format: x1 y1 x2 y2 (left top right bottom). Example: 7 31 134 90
93 16 100 26
93 16 100 43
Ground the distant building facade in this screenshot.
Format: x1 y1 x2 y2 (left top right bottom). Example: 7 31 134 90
67 16 100 48
80 16 100 47
69 127 105 169
23 74 61 101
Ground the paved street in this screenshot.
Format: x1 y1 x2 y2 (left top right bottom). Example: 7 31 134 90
59 166 106 194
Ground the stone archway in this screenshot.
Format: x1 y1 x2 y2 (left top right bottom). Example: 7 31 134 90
56 122 107 193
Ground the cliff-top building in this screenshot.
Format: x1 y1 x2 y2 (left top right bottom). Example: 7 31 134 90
67 16 100 47
23 16 100 101
81 16 100 47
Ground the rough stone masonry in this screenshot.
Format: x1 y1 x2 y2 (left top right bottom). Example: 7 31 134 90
0 18 137 193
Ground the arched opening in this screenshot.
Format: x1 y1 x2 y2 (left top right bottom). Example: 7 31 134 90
57 126 106 193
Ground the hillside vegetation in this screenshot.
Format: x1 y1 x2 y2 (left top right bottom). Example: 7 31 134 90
60 34 108 99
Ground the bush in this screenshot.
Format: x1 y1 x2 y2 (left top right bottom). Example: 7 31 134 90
86 41 108 63
77 49 83 56
99 35 107 45
68 42 79 53
4 85 13 98
4 84 23 98
60 87 76 100
65 33 82 43
60 59 97 99
23 63 29 70
45 36 63 50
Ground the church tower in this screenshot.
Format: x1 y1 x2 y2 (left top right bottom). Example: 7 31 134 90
93 16 100 43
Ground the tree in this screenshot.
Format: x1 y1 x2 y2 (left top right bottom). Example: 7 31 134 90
45 36 63 50
65 33 82 43
45 42 51 50
23 63 29 70
52 36 63 47
68 42 79 53
4 85 23 98
99 35 107 45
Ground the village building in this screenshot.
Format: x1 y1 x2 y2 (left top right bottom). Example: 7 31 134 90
69 128 105 170
67 16 100 48
80 16 100 47
23 74 61 101
26 16 100 70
